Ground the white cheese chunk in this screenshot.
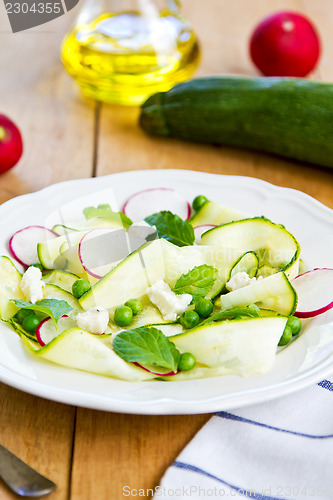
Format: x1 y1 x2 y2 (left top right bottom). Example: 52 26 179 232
226 271 262 292
76 307 109 334
147 280 192 322
20 266 45 303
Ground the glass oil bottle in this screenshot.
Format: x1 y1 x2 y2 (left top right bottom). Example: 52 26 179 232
61 0 200 105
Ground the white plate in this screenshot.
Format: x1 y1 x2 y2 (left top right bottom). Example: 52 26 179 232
0 170 333 415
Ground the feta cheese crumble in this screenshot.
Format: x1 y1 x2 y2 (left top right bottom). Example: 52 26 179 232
226 271 262 292
76 307 109 334
20 266 45 303
147 280 192 322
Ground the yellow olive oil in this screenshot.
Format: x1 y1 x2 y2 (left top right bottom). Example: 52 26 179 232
61 11 200 105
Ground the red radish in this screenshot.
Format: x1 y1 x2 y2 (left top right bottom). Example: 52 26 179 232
194 224 217 244
123 188 191 222
9 225 58 267
292 268 333 318
250 11 321 77
36 315 76 346
134 362 177 377
79 228 126 278
0 114 23 174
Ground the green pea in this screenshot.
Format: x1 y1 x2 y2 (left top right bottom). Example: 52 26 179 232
114 305 133 327
30 263 44 272
72 279 91 299
192 195 208 212
22 313 41 334
180 310 200 329
125 298 143 315
278 325 293 346
286 316 302 336
178 352 196 371
14 308 35 325
194 298 213 318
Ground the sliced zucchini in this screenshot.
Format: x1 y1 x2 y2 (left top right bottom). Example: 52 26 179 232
220 272 297 315
43 284 83 313
0 256 24 320
10 318 38 342
259 309 281 317
201 217 300 279
257 265 278 278
229 251 259 279
42 270 80 294
150 323 183 336
80 239 167 311
80 239 207 311
190 200 247 226
37 231 87 270
162 241 207 287
59 241 86 277
168 316 288 378
52 224 81 235
52 216 127 236
201 246 245 299
22 328 155 381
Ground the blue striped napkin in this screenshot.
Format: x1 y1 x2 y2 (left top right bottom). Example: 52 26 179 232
155 378 333 500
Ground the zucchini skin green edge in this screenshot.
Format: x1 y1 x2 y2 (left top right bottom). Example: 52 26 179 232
201 217 301 276
140 76 333 169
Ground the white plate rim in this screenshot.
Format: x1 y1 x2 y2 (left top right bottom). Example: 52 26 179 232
0 169 332 415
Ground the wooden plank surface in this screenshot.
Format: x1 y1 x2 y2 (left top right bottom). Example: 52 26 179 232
0 5 90 500
0 4 95 205
0 0 332 499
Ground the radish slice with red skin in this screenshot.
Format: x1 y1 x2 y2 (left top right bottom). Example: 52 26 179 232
9 225 58 267
79 228 126 279
36 315 76 346
123 188 191 222
133 362 178 377
292 268 333 318
194 224 217 244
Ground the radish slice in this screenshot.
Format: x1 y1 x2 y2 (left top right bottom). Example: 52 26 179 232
79 228 127 279
9 226 58 267
194 224 217 244
292 268 333 318
133 362 177 377
36 315 76 346
123 188 191 222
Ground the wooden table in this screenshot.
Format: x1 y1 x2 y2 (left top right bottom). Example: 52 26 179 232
0 1 332 498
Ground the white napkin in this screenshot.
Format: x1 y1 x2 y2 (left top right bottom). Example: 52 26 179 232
154 377 333 499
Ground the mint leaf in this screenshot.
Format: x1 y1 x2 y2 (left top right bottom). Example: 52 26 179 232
200 304 261 326
173 265 218 298
11 299 72 324
113 327 180 372
145 211 194 247
83 205 132 227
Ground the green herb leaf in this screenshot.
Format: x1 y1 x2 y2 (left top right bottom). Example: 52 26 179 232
173 265 218 298
200 304 261 326
145 211 194 247
11 299 72 324
113 326 180 372
83 205 132 227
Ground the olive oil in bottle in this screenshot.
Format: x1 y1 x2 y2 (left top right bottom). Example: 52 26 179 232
61 1 200 105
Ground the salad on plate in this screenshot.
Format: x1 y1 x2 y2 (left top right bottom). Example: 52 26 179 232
0 187 331 382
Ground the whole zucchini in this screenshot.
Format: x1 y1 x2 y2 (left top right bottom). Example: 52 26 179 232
139 77 333 168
